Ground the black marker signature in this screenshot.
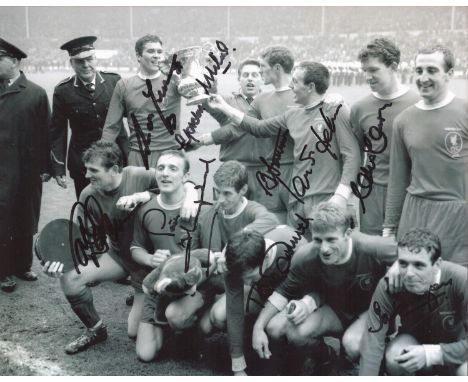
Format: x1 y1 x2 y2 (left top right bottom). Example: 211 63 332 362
255 129 305 202
175 104 203 150
178 158 216 273
310 105 342 160
196 40 232 95
368 278 452 333
69 195 137 273
351 103 391 214
245 213 313 313
143 54 183 136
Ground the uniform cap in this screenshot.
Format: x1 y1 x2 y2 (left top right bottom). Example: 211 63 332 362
60 36 97 59
0 38 27 59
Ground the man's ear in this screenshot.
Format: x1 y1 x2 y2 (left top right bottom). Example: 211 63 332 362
344 227 353 238
182 171 190 183
446 68 454 80
239 184 248 197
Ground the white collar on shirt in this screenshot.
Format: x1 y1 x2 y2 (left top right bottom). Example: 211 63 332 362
222 197 248 219
304 96 326 111
156 195 182 210
138 71 161 80
415 91 455 110
372 85 409 100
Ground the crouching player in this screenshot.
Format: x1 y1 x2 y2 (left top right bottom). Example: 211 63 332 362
129 150 219 361
360 228 467 376
42 141 198 354
200 226 308 375
252 202 397 374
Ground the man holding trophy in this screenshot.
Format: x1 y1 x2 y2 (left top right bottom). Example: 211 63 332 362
101 34 213 167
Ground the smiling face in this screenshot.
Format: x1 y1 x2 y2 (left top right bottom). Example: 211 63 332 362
398 247 441 295
138 41 165 77
239 63 262 98
84 158 118 192
70 54 97 83
361 56 397 96
312 228 351 265
415 51 452 105
155 153 187 195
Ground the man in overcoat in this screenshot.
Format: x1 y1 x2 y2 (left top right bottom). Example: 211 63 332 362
0 38 51 292
49 36 129 199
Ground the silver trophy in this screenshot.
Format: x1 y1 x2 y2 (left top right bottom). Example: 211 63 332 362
176 46 211 106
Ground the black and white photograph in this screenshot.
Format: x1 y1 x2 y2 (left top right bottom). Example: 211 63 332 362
0 1 467 377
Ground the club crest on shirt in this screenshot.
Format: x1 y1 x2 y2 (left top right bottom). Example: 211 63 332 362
313 117 325 135
444 131 463 158
356 273 374 291
440 310 457 331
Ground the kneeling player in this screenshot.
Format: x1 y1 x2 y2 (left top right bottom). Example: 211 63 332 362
200 226 308 375
42 141 198 354
360 228 467 376
130 150 218 361
252 202 397 374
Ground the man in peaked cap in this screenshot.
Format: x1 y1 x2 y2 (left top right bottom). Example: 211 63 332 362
0 38 51 292
49 36 129 199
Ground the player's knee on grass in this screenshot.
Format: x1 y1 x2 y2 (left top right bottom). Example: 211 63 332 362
165 295 204 331
136 323 163 362
209 298 227 330
128 293 146 339
385 334 419 375
341 327 361 361
456 362 467 376
60 269 89 295
199 309 214 335
265 312 288 340
286 323 319 347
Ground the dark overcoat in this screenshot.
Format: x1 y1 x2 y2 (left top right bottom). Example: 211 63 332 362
0 72 51 241
49 71 129 179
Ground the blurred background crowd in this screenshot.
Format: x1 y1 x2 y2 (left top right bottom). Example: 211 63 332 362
1 6 467 84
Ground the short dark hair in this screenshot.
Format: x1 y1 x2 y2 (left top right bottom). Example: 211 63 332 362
416 45 454 72
237 58 261 78
135 34 163 56
358 38 401 67
296 61 330 95
82 140 123 171
225 230 265 277
157 149 190 174
398 228 441 264
311 202 351 234
260 46 294 74
213 160 248 192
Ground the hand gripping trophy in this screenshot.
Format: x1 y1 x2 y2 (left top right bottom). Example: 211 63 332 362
175 43 217 106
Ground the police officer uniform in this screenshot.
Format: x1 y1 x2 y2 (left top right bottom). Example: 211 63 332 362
49 36 129 198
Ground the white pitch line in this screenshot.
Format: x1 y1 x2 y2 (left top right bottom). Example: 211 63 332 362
0 340 66 376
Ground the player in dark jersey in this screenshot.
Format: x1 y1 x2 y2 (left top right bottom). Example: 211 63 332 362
101 35 182 168
200 226 308 375
131 150 215 361
350 38 419 235
252 202 397 374
42 141 198 355
383 45 468 266
360 228 467 376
